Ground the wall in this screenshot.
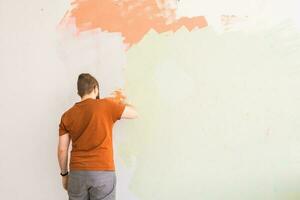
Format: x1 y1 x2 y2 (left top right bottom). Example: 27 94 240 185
0 0 300 199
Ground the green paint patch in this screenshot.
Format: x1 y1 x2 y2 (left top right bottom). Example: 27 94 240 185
118 24 300 200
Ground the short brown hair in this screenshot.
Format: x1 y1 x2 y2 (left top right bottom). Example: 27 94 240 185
77 73 99 97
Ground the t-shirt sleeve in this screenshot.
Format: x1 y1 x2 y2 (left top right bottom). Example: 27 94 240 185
59 113 69 136
106 98 126 122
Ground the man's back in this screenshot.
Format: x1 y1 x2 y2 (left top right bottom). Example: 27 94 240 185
58 73 138 200
59 97 126 171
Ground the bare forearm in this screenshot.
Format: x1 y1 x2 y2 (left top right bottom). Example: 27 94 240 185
57 150 69 173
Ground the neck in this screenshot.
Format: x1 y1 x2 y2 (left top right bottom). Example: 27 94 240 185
81 96 94 101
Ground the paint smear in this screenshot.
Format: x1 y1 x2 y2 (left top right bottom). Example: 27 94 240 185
59 0 207 47
118 23 300 200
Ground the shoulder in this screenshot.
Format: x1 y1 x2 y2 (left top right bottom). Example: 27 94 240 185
100 97 115 105
61 105 76 120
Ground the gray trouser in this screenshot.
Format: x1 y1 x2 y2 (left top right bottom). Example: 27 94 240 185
67 170 116 200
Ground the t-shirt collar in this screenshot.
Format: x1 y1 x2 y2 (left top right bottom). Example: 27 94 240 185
75 98 94 104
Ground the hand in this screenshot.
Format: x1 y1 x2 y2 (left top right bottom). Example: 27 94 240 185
62 175 69 191
109 88 127 103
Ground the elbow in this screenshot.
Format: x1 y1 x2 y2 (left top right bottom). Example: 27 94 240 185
58 149 68 153
57 147 68 154
122 112 139 119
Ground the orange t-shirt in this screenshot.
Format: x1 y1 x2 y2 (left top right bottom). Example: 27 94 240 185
58 97 126 171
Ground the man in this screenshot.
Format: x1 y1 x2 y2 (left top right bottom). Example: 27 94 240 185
57 73 138 200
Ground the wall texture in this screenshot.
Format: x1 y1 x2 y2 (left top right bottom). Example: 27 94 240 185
0 0 300 199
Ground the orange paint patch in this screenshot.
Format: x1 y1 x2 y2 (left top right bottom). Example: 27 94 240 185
59 0 207 47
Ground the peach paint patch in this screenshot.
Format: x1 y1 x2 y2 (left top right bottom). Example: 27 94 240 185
59 0 207 47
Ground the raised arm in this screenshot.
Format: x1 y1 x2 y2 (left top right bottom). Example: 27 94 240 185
121 103 139 119
108 89 139 120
